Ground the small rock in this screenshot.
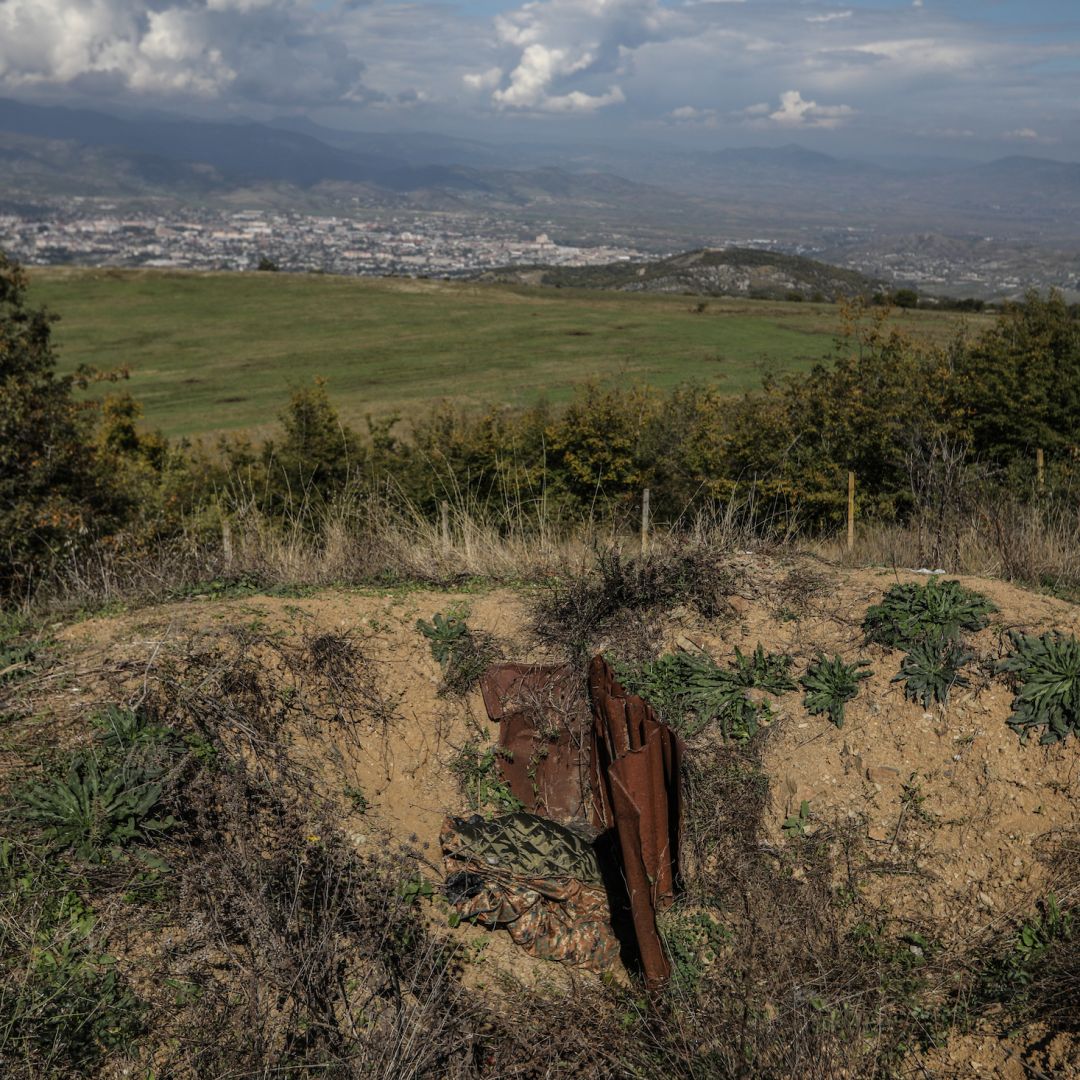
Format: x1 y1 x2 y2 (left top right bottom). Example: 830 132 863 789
866 766 901 783
977 891 994 909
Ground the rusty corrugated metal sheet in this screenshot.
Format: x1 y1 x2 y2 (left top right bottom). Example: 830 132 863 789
479 663 590 823
588 655 683 991
477 657 683 990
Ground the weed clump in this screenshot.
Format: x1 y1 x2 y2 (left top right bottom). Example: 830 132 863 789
449 738 523 815
0 841 143 1073
612 643 793 741
417 606 498 695
532 545 738 660
862 578 996 650
800 654 872 727
997 630 1080 744
893 638 973 708
13 754 177 863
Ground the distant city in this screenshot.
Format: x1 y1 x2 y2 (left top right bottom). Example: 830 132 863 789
0 202 646 279
3 200 1080 301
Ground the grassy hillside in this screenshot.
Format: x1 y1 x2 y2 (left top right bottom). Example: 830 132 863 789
478 246 881 299
27 267 986 440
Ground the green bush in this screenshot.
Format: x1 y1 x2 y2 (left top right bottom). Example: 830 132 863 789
0 842 143 1072
892 639 972 707
613 644 793 741
416 607 496 694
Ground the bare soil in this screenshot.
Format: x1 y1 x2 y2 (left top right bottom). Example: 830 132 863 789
37 557 1079 1072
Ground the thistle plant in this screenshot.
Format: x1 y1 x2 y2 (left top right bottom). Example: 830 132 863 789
613 643 794 741
14 754 177 862
862 578 996 650
997 631 1080 745
416 611 469 666
800 655 872 728
892 639 972 708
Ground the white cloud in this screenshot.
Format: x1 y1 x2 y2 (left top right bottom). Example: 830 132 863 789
467 0 671 112
0 0 1073 152
667 103 720 125
0 0 373 105
463 66 503 92
766 89 854 128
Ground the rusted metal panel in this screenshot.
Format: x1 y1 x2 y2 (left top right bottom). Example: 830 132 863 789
477 657 684 990
588 655 683 991
479 663 590 823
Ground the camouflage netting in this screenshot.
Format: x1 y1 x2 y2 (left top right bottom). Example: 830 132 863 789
441 813 620 972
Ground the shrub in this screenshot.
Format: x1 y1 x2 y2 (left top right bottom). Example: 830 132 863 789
417 606 497 695
0 842 144 1073
0 255 117 598
448 738 523 815
997 630 1080 744
800 655 872 727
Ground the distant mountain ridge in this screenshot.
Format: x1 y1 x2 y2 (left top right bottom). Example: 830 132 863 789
474 247 883 301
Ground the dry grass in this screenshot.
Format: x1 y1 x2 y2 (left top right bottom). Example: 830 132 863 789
817 498 1080 597
27 477 1079 621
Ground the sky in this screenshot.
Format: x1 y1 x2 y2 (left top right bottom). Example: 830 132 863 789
0 0 1078 158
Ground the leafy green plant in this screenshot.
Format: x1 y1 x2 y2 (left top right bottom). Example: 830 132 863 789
996 630 1080 744
862 579 996 650
1012 895 1072 974
14 754 177 862
782 800 811 837
978 894 1074 1003
892 639 972 707
613 644 793 741
416 611 469 665
449 739 523 815
343 784 369 813
0 842 143 1070
398 875 434 906
727 643 796 694
93 703 181 756
658 907 730 995
416 608 495 694
800 655 872 728
0 639 35 684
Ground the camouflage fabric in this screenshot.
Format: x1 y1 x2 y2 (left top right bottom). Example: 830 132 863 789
441 813 619 972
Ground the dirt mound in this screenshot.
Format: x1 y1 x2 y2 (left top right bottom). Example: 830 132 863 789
40 557 1078 1072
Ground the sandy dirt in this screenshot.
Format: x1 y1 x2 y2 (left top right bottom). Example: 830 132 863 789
39 557 1079 1070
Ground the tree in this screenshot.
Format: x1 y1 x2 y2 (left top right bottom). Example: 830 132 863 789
957 291 1080 468
0 254 120 598
262 379 364 513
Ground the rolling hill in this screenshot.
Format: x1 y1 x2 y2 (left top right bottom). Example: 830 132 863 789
474 247 883 301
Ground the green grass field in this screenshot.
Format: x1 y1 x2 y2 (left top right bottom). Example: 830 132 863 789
26 268 988 440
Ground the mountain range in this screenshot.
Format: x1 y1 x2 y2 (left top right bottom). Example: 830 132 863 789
1 96 1079 248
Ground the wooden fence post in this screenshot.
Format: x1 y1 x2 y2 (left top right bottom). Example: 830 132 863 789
440 500 450 550
640 488 651 556
221 517 233 570
847 471 855 552
1036 448 1045 492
